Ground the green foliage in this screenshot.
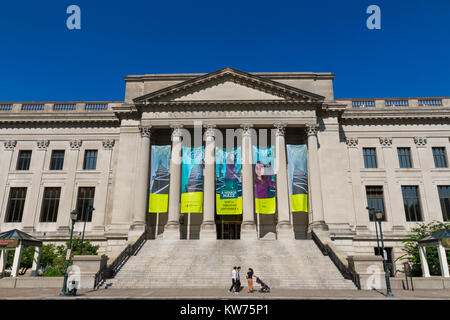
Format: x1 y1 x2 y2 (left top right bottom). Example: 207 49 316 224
396 221 450 276
4 238 99 277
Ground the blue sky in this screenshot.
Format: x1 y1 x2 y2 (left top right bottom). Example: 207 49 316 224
0 0 449 101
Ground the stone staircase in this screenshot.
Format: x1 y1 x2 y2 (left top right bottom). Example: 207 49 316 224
109 240 356 290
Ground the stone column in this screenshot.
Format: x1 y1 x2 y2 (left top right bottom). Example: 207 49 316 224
274 123 294 239
11 244 24 277
164 125 183 240
306 123 327 232
419 245 430 277
0 249 7 277
437 242 449 278
240 124 257 240
30 246 41 276
200 125 216 240
129 126 152 241
0 141 16 213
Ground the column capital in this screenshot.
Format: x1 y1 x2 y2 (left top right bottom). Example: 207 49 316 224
69 139 82 150
36 140 50 151
379 137 393 148
305 123 319 136
102 139 115 150
240 123 253 136
274 123 287 136
3 140 17 151
204 124 216 138
345 137 359 148
170 124 184 140
414 136 427 147
139 125 152 138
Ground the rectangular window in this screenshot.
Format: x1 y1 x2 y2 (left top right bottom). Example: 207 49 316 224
432 147 447 168
438 186 450 221
397 148 412 168
16 150 32 170
83 150 98 170
40 187 61 222
363 148 377 168
50 150 65 170
402 186 422 222
76 187 95 222
366 186 386 221
5 187 27 222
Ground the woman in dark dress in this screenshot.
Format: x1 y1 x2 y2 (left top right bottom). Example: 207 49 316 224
247 268 254 293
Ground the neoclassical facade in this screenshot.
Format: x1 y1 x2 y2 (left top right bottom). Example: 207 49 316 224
0 67 449 272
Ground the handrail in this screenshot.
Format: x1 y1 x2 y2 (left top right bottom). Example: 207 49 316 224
94 232 146 289
311 231 361 290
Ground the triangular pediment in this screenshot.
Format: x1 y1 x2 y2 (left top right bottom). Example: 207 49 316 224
133 67 325 104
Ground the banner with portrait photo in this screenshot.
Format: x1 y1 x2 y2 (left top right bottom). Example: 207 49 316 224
252 146 276 214
149 145 171 213
286 144 308 212
215 147 242 215
181 146 204 213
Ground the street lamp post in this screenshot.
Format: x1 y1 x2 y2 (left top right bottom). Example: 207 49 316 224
60 209 78 296
79 206 95 255
367 206 381 254
375 210 394 297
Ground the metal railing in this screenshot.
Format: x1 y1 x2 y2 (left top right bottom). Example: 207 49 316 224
93 232 147 289
311 231 361 289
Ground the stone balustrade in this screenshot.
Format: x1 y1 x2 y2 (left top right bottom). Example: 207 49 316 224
0 102 122 113
337 97 449 109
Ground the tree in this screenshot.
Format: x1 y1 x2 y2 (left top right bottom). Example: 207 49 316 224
396 221 450 276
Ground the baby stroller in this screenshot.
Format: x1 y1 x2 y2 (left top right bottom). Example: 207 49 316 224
255 276 270 293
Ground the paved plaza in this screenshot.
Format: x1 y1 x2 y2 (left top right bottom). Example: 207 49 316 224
0 288 448 300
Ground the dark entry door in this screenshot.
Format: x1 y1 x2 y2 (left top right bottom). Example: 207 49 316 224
217 223 241 239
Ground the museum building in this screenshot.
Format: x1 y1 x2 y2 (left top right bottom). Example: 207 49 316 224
0 67 449 282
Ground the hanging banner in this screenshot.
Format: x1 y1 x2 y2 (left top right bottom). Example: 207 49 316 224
216 147 243 215
181 146 204 213
252 146 276 214
149 145 171 213
286 145 308 212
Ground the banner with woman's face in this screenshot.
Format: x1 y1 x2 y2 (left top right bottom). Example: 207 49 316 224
181 146 204 213
149 145 171 213
252 146 276 214
215 147 242 215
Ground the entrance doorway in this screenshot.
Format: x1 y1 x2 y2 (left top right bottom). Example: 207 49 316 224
217 223 241 239
216 215 241 239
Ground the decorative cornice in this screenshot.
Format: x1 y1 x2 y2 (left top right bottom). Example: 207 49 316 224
3 140 17 151
345 137 358 148
102 139 115 150
70 139 83 150
133 67 325 104
379 137 393 147
36 140 50 150
139 125 152 138
414 136 427 147
305 123 318 136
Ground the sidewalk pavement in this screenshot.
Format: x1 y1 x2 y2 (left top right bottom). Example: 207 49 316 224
0 288 449 300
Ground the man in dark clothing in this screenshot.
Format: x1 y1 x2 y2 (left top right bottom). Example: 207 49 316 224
235 266 241 293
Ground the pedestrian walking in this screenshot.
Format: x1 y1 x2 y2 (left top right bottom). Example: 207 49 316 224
246 268 254 293
229 266 237 293
235 266 241 293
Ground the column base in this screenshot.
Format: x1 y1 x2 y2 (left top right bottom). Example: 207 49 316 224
276 222 295 240
128 223 146 243
199 222 216 240
163 222 180 240
308 221 329 234
240 222 257 240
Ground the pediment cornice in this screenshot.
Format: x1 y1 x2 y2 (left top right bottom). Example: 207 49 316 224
133 67 326 104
